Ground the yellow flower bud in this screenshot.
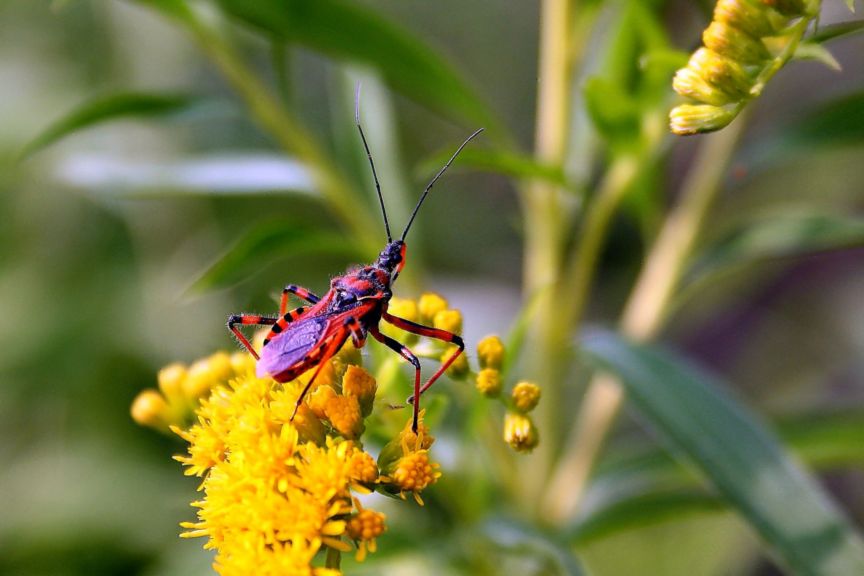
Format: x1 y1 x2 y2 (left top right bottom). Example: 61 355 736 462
381 297 419 343
504 412 539 453
669 104 737 136
673 67 734 106
388 451 441 495
511 381 541 413
229 351 255 376
714 0 777 38
688 48 752 99
342 365 377 416
433 309 463 335
475 368 502 397
183 352 233 400
308 383 337 420
418 293 448 324
702 21 770 65
157 363 187 401
477 335 505 370
348 508 386 542
131 389 169 429
349 450 379 485
444 347 469 379
325 395 364 439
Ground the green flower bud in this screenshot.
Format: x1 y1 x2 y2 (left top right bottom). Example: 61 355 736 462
669 104 737 136
703 21 770 65
689 48 753 99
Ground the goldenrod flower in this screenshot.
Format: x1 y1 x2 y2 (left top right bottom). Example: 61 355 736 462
130 389 170 430
347 499 386 562
511 381 541 413
418 292 448 324
433 309 463 335
342 364 377 416
308 383 337 420
475 368 502 397
504 412 539 453
324 395 364 439
477 335 505 370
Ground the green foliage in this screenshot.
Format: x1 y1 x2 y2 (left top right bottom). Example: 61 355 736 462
581 329 864 576
19 92 198 159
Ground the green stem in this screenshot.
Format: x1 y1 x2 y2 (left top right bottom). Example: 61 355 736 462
325 546 342 569
183 14 380 255
542 117 748 523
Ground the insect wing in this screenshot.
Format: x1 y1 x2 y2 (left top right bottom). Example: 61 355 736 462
256 315 327 379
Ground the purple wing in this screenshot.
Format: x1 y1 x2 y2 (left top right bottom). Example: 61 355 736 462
256 316 327 379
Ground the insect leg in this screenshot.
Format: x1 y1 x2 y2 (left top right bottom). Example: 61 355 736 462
290 331 348 422
280 284 321 315
382 312 464 402
370 327 423 431
345 316 367 348
227 314 278 360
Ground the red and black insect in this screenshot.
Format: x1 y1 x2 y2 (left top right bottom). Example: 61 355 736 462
228 98 483 432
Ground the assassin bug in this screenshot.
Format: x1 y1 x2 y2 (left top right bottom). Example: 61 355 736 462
228 95 483 432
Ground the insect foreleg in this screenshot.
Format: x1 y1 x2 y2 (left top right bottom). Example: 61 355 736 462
370 327 423 432
280 284 321 315
382 312 465 403
227 314 278 360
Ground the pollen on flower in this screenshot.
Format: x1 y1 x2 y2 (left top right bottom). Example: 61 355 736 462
511 381 541 413
388 451 441 504
349 450 379 486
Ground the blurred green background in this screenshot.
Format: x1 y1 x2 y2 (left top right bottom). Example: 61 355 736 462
1 0 863 575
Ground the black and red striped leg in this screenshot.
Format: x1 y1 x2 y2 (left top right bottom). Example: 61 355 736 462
280 284 321 315
371 327 423 432
382 312 465 403
345 316 367 349
227 314 277 360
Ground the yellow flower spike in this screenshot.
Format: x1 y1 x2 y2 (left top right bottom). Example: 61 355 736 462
511 381 541 413
433 309 463 336
702 21 770 66
342 365 377 417
475 368 502 398
130 389 170 430
444 346 469 379
324 395 364 439
417 293 448 324
308 383 337 420
669 104 737 135
504 412 540 453
476 335 505 370
348 500 386 562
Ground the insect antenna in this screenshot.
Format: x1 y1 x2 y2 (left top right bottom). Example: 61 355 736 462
400 127 484 242
354 83 392 243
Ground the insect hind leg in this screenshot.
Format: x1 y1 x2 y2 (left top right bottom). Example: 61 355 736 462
227 314 278 360
280 284 321 315
371 327 423 432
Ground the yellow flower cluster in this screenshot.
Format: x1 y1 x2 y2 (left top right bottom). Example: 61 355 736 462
473 335 541 453
131 350 255 432
670 0 818 135
136 341 443 576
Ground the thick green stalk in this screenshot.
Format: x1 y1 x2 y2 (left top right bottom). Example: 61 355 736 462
542 118 747 522
521 0 574 504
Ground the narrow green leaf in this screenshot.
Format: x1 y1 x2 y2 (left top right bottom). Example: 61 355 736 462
190 222 363 292
417 148 571 190
581 329 864 575
569 491 726 546
809 20 864 43
684 212 864 290
126 0 194 21
794 42 842 70
213 0 496 129
20 93 198 159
